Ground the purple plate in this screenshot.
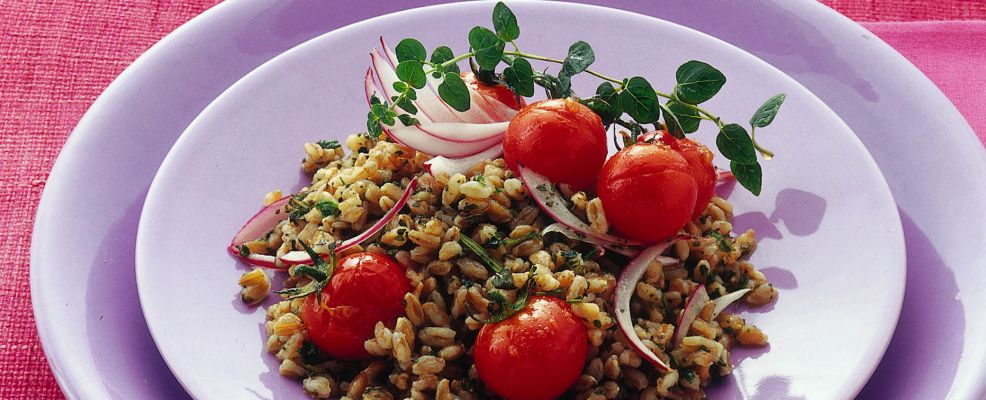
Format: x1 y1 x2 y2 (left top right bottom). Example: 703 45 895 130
32 1 986 399
135 3 904 399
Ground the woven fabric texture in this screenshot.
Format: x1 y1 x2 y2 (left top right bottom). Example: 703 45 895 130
1 1 983 398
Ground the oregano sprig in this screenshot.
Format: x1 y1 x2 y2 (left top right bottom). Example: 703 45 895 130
368 1 786 196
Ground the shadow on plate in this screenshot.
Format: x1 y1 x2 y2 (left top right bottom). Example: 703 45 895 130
86 191 191 399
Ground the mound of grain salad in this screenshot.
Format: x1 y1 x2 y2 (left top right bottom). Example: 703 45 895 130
229 3 786 399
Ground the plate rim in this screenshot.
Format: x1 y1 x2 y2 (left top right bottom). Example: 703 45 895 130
134 2 906 399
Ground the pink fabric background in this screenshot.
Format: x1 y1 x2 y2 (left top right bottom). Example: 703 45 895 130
1 1 983 398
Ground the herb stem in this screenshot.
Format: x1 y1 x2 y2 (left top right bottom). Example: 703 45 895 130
440 52 477 69
503 51 625 87
751 127 775 159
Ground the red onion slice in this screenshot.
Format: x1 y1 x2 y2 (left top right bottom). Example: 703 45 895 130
243 254 278 269
716 167 735 183
379 38 464 123
612 239 679 372
711 288 751 319
414 121 509 143
673 284 710 347
228 196 291 254
278 177 419 265
370 49 434 125
424 144 504 177
365 66 502 157
515 164 645 248
385 125 503 157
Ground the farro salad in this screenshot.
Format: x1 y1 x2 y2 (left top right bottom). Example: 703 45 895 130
229 3 785 399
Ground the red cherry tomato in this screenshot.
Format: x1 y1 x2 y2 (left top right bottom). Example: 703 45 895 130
597 142 698 242
503 99 608 189
637 131 717 218
301 252 410 360
461 72 525 110
474 296 588 400
671 138 716 218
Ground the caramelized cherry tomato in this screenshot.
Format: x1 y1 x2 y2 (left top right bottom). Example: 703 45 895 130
462 72 525 110
597 142 697 242
503 99 607 189
474 296 588 400
301 252 410 360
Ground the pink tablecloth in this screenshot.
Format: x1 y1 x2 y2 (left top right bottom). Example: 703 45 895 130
1 1 984 398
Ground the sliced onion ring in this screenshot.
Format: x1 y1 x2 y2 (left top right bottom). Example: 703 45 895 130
364 68 501 157
278 177 419 265
673 284 711 347
424 144 503 177
516 164 645 248
227 196 292 264
414 121 508 143
242 254 278 269
711 288 752 320
716 167 735 183
370 49 434 124
541 223 607 257
612 238 682 371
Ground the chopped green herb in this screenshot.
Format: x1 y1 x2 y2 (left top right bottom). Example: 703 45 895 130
316 140 340 149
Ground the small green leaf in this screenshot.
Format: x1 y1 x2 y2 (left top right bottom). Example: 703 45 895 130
395 60 426 89
366 111 383 138
750 93 786 128
730 160 762 195
716 124 757 164
492 2 519 41
619 76 661 123
502 57 534 97
663 101 701 137
392 81 408 92
532 71 565 99
468 26 505 71
430 46 460 77
561 41 595 75
370 103 394 126
675 60 726 104
395 38 426 62
581 82 621 124
397 114 420 126
558 41 595 93
392 95 418 115
314 199 340 217
316 140 340 149
438 72 471 112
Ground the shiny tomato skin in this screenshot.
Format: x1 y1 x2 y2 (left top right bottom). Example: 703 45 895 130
597 143 698 242
474 296 588 400
462 72 525 110
671 138 716 218
503 99 607 189
301 252 410 360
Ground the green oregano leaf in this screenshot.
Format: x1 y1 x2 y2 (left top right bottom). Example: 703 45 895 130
366 111 383 138
750 93 786 128
316 140 340 149
468 26 505 71
532 71 565 99
492 2 520 41
716 124 757 164
730 160 762 196
581 82 621 125
558 41 595 94
397 114 420 126
663 101 701 137
675 60 726 104
392 95 418 115
395 60 426 89
429 46 460 77
619 76 661 123
502 57 534 97
395 38 426 62
438 72 470 112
